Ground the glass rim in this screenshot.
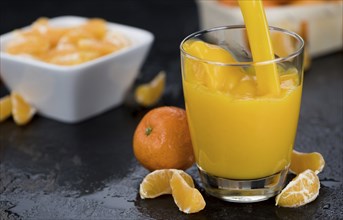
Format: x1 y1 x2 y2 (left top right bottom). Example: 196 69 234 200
180 25 305 67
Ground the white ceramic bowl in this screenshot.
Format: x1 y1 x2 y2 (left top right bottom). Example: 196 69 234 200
0 16 154 123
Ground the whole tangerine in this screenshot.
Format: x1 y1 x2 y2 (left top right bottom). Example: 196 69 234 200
133 106 194 171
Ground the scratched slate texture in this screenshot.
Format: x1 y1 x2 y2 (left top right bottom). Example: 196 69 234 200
0 0 342 219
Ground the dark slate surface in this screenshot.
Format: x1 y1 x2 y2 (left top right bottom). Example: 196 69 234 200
1 0 342 219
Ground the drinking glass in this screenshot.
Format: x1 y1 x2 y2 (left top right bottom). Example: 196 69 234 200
180 25 304 202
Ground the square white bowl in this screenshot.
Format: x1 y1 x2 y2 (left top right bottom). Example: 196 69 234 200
0 16 154 123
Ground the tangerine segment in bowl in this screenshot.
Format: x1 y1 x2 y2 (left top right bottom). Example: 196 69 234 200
5 17 130 66
275 169 320 207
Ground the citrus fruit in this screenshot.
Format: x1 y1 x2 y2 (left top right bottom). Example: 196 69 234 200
0 95 12 122
81 18 107 39
11 92 36 125
289 150 325 175
182 40 244 92
275 169 320 207
139 169 194 199
135 71 166 107
170 171 206 214
133 106 194 171
6 18 130 66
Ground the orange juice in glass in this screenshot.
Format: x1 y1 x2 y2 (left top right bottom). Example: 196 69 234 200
180 26 304 202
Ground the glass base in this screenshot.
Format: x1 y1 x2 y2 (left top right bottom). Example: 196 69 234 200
198 167 288 203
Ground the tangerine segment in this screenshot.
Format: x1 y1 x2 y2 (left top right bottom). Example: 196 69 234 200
11 92 36 126
135 71 166 107
0 95 12 122
139 169 194 199
80 18 107 39
290 150 325 175
182 40 245 93
6 34 50 56
170 172 206 214
275 169 320 208
183 40 237 63
30 17 69 47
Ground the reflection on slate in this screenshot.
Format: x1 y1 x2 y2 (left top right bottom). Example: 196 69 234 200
0 0 342 219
